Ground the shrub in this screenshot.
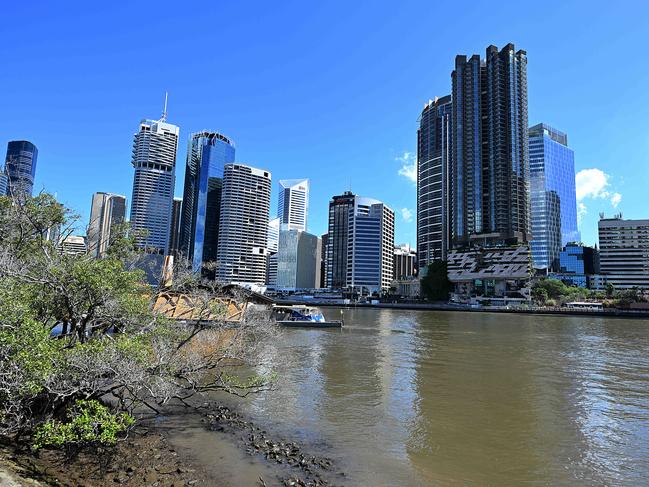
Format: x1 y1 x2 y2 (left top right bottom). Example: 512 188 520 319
32 400 134 451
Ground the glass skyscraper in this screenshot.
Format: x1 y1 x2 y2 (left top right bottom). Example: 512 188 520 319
529 123 580 270
451 44 529 246
417 95 452 270
4 140 38 199
179 132 235 272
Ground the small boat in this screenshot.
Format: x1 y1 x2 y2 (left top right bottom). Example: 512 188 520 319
272 305 343 328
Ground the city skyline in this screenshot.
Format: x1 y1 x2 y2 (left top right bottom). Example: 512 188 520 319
1 1 643 247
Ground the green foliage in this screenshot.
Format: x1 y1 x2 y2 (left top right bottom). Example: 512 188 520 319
0 318 62 399
420 261 452 301
32 400 134 450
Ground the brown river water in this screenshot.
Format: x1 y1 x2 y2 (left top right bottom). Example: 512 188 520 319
164 308 649 486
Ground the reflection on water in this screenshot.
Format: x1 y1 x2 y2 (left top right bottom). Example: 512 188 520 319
238 309 649 486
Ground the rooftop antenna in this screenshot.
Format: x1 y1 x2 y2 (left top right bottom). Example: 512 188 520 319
160 92 168 122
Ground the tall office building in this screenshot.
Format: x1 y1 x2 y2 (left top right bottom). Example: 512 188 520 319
179 132 235 271
326 192 395 293
417 95 452 270
4 140 38 199
276 228 320 290
129 107 179 254
598 216 649 289
266 217 280 286
529 123 579 271
87 192 127 258
320 233 328 288
216 164 271 286
451 43 529 246
267 217 280 253
0 170 7 196
277 179 309 231
326 191 356 289
169 197 183 257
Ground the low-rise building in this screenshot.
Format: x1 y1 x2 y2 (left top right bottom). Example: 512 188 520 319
447 245 532 304
549 242 600 288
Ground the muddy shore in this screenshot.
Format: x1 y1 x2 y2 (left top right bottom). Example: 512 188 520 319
0 401 344 487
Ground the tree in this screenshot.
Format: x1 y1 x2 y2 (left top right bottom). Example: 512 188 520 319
0 193 276 446
420 261 452 302
532 286 548 305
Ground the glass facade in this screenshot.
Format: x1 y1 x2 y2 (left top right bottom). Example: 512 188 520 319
417 95 452 269
276 228 319 290
451 44 529 245
5 140 38 199
529 123 580 270
179 132 235 272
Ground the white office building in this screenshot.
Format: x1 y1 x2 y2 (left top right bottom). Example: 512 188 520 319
87 192 127 258
278 178 309 231
598 216 649 289
216 163 271 285
129 113 179 254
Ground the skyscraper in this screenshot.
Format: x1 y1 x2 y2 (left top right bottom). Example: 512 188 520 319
0 170 7 196
216 163 271 286
266 217 280 286
169 197 183 257
278 178 309 231
417 95 452 270
179 132 235 271
276 228 320 290
529 123 580 271
326 191 356 289
129 105 179 254
326 192 395 293
451 43 529 246
87 192 127 258
4 140 38 199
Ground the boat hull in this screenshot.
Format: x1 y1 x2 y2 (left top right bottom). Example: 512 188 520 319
277 320 343 328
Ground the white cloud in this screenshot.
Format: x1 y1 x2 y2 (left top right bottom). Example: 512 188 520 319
575 168 622 220
577 201 587 223
396 151 416 184
400 207 413 223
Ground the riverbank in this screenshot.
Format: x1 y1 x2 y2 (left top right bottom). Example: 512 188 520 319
2 400 343 487
274 299 649 318
1 424 214 486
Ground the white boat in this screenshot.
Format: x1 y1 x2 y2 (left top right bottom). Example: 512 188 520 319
272 305 343 328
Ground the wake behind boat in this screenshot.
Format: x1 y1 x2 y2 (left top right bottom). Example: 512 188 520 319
272 305 343 328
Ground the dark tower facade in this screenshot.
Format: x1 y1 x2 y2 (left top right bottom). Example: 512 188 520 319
451 43 529 247
5 140 38 199
325 191 356 289
417 95 452 270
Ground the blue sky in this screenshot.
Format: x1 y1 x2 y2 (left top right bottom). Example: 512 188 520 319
2 1 648 246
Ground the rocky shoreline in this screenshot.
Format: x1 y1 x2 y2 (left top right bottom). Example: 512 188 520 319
204 404 343 486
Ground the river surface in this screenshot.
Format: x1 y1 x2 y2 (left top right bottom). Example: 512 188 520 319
170 308 649 486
